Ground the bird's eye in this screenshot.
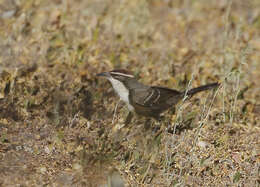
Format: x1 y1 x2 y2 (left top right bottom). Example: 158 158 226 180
114 75 122 80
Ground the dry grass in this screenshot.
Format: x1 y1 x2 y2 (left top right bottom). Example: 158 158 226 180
0 0 259 186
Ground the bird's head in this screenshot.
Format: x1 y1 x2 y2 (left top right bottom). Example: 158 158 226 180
97 69 135 83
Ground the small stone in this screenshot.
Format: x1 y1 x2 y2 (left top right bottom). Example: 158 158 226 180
72 163 82 170
198 141 208 149
44 146 51 154
39 167 47 174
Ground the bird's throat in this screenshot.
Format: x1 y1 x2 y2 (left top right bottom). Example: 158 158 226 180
107 77 134 111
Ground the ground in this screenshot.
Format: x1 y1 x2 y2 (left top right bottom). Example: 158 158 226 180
0 0 259 186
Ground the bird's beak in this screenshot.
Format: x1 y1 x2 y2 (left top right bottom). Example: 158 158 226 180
97 72 110 77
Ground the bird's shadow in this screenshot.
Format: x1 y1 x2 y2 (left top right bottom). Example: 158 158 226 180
141 112 196 135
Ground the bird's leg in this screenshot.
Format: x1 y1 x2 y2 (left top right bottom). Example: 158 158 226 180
124 112 133 125
112 99 121 124
144 117 163 137
144 115 161 130
154 116 164 136
144 118 152 130
157 115 165 122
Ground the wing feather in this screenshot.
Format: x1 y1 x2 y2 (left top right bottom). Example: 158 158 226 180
130 86 182 109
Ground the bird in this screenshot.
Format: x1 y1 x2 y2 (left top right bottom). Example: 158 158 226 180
97 69 219 123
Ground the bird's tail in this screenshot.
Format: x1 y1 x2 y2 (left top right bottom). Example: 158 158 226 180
185 82 219 97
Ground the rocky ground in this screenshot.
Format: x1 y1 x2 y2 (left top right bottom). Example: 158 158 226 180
0 0 259 186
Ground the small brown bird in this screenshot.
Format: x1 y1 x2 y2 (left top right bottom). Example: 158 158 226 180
97 69 219 123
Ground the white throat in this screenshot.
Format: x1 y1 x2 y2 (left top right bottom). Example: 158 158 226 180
107 77 134 111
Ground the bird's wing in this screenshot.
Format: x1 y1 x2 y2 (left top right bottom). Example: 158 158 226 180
130 86 182 108
129 87 153 107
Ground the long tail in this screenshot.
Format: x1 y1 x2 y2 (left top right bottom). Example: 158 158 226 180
185 82 219 97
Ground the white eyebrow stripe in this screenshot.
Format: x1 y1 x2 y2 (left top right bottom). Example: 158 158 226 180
110 72 134 78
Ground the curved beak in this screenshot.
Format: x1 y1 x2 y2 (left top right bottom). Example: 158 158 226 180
97 72 110 77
